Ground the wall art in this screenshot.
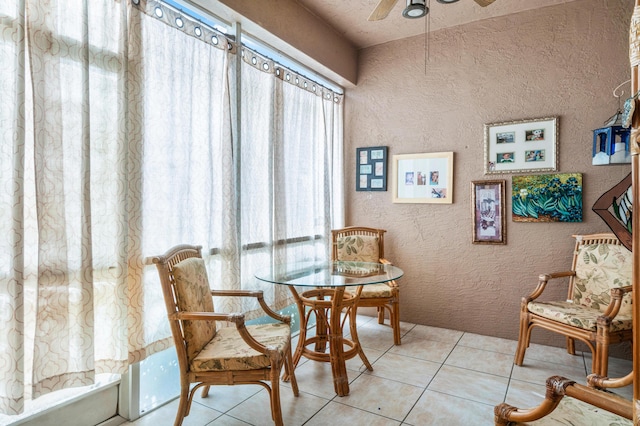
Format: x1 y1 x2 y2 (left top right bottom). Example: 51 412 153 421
512 173 582 222
471 180 506 244
392 152 454 203
485 117 558 174
356 146 387 191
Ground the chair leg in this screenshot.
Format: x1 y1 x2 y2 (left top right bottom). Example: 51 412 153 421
201 385 210 398
392 299 401 345
377 306 385 324
566 336 576 355
173 382 190 426
514 314 530 366
270 366 284 426
285 347 299 396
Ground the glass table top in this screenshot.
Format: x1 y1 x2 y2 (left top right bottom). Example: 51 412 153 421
254 260 404 287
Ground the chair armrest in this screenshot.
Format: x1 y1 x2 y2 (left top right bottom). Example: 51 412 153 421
588 371 633 389
172 311 244 322
523 271 576 302
210 289 292 324
495 375 632 424
379 258 399 288
599 285 632 320
172 310 285 356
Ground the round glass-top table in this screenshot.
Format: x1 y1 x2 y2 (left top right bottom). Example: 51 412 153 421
255 261 404 396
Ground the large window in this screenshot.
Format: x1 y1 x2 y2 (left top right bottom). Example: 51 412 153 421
0 0 343 422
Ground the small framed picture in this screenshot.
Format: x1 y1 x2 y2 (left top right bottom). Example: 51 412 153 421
356 146 388 191
471 180 506 244
392 152 454 204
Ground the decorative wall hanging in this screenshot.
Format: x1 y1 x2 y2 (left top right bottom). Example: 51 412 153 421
512 173 582 222
484 117 558 175
392 152 454 203
592 80 633 165
592 172 632 251
471 180 506 245
356 146 388 191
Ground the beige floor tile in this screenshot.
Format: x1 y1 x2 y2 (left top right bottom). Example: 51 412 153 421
404 390 495 426
428 365 509 406
520 342 587 370
458 332 518 355
288 357 362 399
190 385 263 413
404 324 464 344
207 414 253 425
511 357 589 386
351 326 396 352
388 334 456 363
346 347 385 372
129 399 222 425
340 374 424 421
444 345 514 377
366 352 440 387
503 379 547 408
227 388 329 426
304 401 401 426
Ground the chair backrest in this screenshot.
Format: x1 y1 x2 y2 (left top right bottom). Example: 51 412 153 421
332 226 385 262
570 234 632 315
152 245 216 365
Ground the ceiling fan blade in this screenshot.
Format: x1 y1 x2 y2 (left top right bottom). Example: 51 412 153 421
474 0 496 6
368 0 399 21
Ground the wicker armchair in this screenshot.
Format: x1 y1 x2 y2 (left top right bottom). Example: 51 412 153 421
514 233 632 377
331 226 401 345
151 245 298 426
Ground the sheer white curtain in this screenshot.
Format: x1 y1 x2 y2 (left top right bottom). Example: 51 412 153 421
0 0 343 417
239 53 344 314
0 0 234 415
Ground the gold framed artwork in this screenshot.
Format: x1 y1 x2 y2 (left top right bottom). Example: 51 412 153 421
392 152 454 203
471 180 506 245
484 117 558 175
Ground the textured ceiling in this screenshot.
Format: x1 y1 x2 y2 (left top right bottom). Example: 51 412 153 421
295 0 580 49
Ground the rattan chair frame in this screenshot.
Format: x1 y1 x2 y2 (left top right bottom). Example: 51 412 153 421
514 233 633 377
152 244 298 426
331 226 401 345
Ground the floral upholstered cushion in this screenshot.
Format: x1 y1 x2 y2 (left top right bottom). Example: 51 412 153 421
346 283 393 298
173 257 217 362
336 235 380 262
572 243 632 316
515 394 632 425
527 301 632 332
190 323 290 372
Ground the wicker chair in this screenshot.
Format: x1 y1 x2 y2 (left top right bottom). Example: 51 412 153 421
152 245 298 426
494 373 632 425
331 226 401 345
514 233 632 377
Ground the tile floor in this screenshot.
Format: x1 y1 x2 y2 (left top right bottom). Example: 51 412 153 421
125 315 633 426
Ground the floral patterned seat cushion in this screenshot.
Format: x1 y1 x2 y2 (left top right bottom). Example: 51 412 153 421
173 257 217 362
336 235 380 262
572 243 632 316
514 394 632 425
190 323 291 372
527 300 632 332
346 283 393 298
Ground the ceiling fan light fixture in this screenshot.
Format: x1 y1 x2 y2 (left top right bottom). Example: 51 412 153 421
402 0 428 19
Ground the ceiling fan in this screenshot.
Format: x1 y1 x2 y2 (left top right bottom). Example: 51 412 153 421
368 0 496 21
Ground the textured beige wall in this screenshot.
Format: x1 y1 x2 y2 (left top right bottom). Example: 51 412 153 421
193 0 358 86
345 0 633 351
